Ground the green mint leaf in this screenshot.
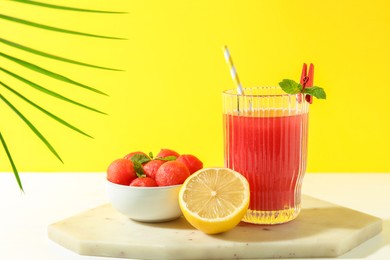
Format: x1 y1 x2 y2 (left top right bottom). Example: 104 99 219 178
129 154 151 177
130 154 151 164
148 151 154 159
303 86 327 99
155 155 177 161
132 160 145 177
278 79 302 94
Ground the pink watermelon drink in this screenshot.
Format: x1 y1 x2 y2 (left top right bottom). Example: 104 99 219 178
223 87 309 224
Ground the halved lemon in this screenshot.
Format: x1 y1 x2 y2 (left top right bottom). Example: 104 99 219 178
178 167 250 234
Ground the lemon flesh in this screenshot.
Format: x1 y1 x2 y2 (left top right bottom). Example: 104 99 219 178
179 168 250 234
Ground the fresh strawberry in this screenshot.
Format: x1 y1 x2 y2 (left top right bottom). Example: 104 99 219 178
156 148 180 159
143 159 165 179
107 158 137 185
155 161 190 186
124 151 148 161
176 154 203 174
130 177 158 187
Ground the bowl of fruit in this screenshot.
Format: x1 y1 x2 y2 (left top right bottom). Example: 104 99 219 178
106 149 203 222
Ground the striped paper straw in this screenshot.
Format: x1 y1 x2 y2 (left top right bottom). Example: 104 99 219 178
223 46 244 95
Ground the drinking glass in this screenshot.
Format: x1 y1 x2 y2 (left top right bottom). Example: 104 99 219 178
223 86 309 224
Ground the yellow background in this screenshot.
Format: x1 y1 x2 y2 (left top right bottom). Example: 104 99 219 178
0 0 389 172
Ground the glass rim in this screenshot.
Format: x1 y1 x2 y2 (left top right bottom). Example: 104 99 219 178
222 86 298 98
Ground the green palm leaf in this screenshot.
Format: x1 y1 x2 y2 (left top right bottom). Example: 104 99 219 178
0 14 126 40
0 132 23 191
10 0 127 14
0 38 122 71
0 94 63 163
0 81 93 139
0 52 108 96
0 67 107 115
1 1 124 191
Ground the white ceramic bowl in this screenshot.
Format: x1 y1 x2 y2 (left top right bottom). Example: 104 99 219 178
106 180 182 222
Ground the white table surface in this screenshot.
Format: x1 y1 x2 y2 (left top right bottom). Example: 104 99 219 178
0 172 389 260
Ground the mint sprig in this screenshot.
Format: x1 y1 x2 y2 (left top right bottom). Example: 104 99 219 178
155 155 177 161
128 153 177 177
278 79 302 94
129 154 151 177
130 154 151 164
302 86 326 99
279 79 326 100
130 153 177 163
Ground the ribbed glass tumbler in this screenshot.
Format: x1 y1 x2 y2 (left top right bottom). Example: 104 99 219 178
223 87 309 224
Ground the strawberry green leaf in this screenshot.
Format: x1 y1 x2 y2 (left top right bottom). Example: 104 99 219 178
303 86 327 99
279 79 303 94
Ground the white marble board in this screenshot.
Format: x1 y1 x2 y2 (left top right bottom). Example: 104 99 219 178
48 195 382 259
